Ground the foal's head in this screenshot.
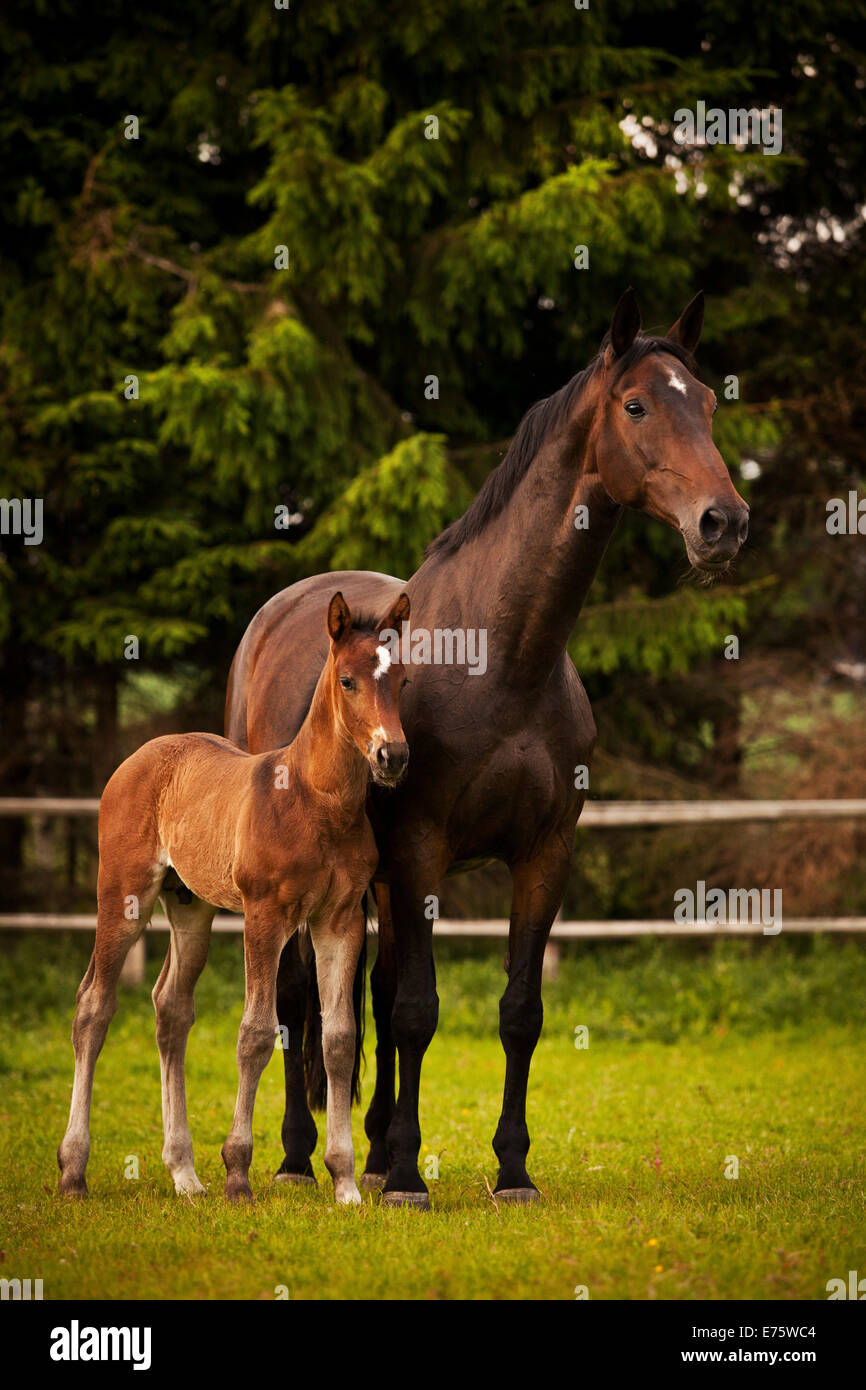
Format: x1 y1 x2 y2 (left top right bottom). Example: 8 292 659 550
589 289 749 573
326 590 411 786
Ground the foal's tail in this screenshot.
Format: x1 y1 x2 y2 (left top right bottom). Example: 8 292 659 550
303 894 368 1110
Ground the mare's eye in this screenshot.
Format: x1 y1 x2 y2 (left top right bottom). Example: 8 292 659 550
340 676 354 691
624 400 645 419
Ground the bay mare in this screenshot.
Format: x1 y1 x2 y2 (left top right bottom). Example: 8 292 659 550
225 291 749 1207
59 593 409 1204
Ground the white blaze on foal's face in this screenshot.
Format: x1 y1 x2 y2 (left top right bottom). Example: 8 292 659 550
374 645 391 680
667 371 688 395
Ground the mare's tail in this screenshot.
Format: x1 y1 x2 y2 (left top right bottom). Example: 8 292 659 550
303 893 368 1109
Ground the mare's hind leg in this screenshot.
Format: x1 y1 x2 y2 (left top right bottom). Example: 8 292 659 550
58 868 159 1197
222 900 293 1202
309 898 365 1206
274 931 318 1184
153 891 214 1195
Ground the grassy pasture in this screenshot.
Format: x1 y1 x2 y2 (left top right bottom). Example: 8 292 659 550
1 932 864 1301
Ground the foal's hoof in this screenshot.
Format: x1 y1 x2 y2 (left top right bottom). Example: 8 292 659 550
274 1171 317 1187
380 1189 431 1210
360 1171 387 1191
174 1174 206 1197
493 1186 540 1205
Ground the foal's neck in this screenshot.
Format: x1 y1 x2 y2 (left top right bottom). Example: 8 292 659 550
288 666 368 812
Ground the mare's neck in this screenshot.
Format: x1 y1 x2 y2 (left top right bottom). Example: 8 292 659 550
412 421 621 683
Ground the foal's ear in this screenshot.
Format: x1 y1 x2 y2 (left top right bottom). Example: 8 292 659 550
666 291 704 355
384 592 410 631
327 591 352 643
605 286 642 363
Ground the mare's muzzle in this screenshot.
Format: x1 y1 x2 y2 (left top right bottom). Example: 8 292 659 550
687 500 750 569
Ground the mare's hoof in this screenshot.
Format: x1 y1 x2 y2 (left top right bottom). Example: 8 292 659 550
225 1182 254 1204
58 1179 88 1200
274 1171 317 1187
360 1171 387 1191
493 1186 540 1205
380 1189 431 1210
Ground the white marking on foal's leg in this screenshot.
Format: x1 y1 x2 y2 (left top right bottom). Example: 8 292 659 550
667 371 688 395
154 898 214 1196
310 914 363 1206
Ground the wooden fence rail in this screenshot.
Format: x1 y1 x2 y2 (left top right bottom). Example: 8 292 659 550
3 796 866 822
2 797 864 982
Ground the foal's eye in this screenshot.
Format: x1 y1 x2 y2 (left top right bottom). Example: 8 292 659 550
339 676 354 691
624 400 646 419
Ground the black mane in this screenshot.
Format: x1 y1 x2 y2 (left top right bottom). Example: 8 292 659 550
426 334 693 560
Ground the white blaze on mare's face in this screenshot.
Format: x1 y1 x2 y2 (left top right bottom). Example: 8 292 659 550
667 371 688 396
374 645 391 680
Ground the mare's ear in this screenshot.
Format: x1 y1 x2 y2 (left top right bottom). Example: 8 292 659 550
384 592 410 631
605 286 642 364
327 591 352 643
666 290 704 355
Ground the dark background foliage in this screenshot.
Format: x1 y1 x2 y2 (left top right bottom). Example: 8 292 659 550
1 0 864 919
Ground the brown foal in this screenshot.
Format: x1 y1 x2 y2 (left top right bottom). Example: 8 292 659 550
58 590 410 1205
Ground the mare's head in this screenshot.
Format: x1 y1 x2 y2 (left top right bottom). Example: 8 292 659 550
326 590 411 786
590 288 749 573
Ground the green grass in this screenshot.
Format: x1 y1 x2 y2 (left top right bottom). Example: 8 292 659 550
1 933 864 1300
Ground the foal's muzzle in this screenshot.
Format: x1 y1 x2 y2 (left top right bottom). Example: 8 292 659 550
371 740 409 785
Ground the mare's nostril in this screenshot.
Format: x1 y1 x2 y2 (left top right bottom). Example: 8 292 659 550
699 507 728 544
738 513 750 544
376 747 389 768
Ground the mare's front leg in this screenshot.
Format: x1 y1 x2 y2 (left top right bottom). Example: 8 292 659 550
381 856 444 1209
222 899 294 1202
493 832 573 1202
308 894 366 1205
274 932 318 1184
361 880 397 1188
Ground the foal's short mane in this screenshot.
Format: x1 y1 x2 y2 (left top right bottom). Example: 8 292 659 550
426 334 693 560
347 612 389 637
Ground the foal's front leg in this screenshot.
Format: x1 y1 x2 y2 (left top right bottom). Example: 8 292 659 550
222 901 293 1202
309 898 365 1206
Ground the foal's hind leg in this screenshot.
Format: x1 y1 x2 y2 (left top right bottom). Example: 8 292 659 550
58 870 159 1197
222 901 293 1202
309 900 365 1206
153 892 214 1195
